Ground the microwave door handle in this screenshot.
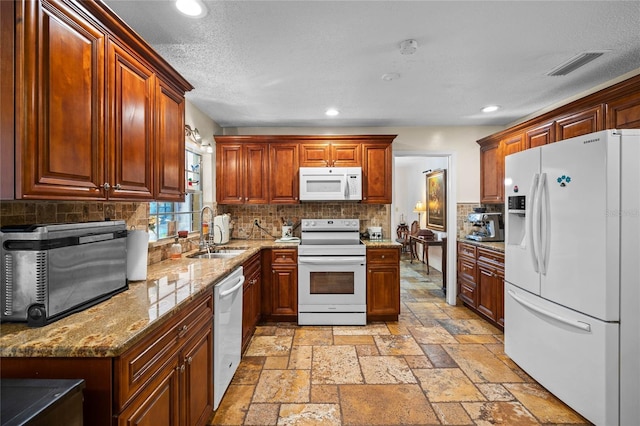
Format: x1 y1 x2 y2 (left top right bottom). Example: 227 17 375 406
344 175 349 198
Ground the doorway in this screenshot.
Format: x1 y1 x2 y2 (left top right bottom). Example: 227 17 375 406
393 152 457 305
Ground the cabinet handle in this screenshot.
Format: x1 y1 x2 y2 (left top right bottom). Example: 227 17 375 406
102 183 111 191
381 255 385 259
186 356 193 364
114 184 122 190
178 324 188 337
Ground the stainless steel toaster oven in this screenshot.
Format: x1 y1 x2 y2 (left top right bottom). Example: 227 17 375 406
1 221 128 327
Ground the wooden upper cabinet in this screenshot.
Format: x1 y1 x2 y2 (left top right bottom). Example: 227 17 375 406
269 144 299 203
12 0 192 201
479 138 501 204
245 144 270 204
555 105 604 141
362 141 392 203
216 135 396 204
215 142 268 204
16 0 106 199
108 40 155 200
299 141 361 167
154 80 185 201
479 134 522 204
525 122 554 149
606 93 640 129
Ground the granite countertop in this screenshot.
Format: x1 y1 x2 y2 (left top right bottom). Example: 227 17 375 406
0 239 300 359
361 239 402 248
457 238 505 253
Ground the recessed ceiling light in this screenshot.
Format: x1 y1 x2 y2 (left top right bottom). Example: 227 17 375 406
481 105 500 113
175 0 207 18
325 108 339 117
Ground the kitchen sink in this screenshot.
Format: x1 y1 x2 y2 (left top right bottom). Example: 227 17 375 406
188 249 246 259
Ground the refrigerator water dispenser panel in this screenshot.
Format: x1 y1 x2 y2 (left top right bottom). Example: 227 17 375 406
508 195 526 212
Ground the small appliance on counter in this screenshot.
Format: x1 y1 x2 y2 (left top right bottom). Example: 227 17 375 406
1 221 128 327
465 212 504 242
212 214 230 244
368 226 383 240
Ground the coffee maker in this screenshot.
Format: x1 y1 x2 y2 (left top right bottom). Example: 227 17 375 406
466 212 504 242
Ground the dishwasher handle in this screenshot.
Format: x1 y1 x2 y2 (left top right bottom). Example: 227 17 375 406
219 275 245 298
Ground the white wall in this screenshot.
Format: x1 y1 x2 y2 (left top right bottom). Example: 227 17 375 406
225 125 502 203
395 156 447 229
185 101 223 206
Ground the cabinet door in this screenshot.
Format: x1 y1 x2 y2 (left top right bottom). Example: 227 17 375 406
477 263 498 321
362 142 392 203
216 144 243 204
479 139 501 204
606 93 640 129
17 0 106 199
366 265 400 318
182 325 213 426
244 144 269 204
269 144 299 204
1 0 15 200
299 143 331 167
496 268 505 327
525 122 554 149
118 360 180 426
555 105 603 141
242 282 253 350
108 40 154 200
155 79 185 201
271 265 298 316
330 142 361 167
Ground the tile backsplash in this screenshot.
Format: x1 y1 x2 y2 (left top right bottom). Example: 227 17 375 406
456 202 504 239
2 200 502 262
221 203 391 240
0 201 148 229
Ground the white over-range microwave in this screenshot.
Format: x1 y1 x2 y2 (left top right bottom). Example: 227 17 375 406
299 167 362 201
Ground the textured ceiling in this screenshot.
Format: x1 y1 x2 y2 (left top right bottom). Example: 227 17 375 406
103 0 640 128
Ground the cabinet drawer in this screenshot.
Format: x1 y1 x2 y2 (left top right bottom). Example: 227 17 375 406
115 291 213 410
457 242 476 259
477 248 504 267
458 257 477 283
367 248 399 264
458 279 477 306
271 249 297 264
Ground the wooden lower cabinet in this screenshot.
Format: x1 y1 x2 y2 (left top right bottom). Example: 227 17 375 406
457 242 504 329
262 248 298 322
115 291 213 426
366 247 400 321
242 252 262 352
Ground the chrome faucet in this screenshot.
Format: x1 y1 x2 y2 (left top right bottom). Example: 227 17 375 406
200 206 214 252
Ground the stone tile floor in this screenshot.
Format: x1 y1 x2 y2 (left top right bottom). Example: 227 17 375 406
210 255 591 425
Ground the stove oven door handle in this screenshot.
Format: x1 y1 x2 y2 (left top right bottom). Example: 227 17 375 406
298 256 366 265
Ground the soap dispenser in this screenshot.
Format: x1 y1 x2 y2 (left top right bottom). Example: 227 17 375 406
170 237 182 260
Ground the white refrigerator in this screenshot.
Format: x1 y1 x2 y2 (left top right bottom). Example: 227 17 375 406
504 129 639 426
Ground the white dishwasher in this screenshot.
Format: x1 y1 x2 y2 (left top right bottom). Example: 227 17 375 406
213 266 244 410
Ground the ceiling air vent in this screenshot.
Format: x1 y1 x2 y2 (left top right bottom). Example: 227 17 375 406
546 51 606 76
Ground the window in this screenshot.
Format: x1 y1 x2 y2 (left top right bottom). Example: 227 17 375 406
149 150 202 241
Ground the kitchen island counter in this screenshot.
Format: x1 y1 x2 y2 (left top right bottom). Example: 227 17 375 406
0 240 299 358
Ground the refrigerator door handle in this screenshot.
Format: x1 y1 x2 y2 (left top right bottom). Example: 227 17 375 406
507 290 591 332
539 173 550 275
529 173 541 273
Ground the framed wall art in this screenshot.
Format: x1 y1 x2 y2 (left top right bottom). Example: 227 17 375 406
426 169 446 232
